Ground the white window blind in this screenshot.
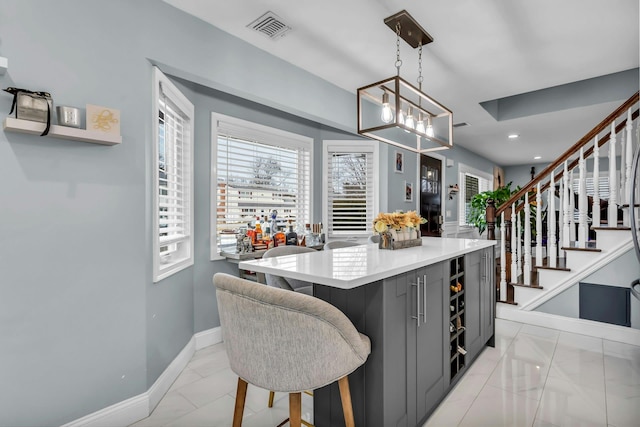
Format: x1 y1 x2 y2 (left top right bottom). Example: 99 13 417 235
153 67 194 282
213 117 311 254
325 146 375 237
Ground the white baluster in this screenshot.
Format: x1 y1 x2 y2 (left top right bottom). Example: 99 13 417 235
536 183 543 266
592 136 600 228
500 212 507 302
511 202 517 282
609 122 618 226
524 193 531 285
562 161 571 247
558 171 564 250
621 131 626 207
578 147 588 247
548 172 557 268
517 210 522 278
569 169 576 243
624 108 634 226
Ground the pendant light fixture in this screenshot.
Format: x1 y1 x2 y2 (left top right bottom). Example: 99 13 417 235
357 10 453 153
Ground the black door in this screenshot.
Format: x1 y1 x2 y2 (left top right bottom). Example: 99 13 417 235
420 155 442 237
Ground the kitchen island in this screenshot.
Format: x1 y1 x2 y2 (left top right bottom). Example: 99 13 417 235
239 237 496 427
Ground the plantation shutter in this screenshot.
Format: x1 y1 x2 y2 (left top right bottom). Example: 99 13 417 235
215 120 311 251
459 172 490 226
326 149 374 236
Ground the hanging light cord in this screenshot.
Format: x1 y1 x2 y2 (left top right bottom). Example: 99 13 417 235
417 42 424 91
395 22 402 75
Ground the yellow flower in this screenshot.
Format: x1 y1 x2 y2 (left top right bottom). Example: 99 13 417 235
374 221 388 233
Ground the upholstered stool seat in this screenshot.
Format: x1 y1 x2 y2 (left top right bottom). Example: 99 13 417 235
213 273 371 427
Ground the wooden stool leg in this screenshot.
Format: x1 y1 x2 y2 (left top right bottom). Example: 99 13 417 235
289 392 302 427
268 390 275 407
338 376 355 427
233 378 248 427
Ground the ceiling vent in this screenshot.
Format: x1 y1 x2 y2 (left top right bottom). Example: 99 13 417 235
453 122 470 128
247 11 291 40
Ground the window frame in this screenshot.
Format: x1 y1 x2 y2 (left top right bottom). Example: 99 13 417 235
322 140 379 239
458 163 493 227
152 67 195 282
210 113 313 260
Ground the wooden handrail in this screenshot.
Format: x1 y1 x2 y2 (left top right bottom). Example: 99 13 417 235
514 108 639 213
496 91 639 216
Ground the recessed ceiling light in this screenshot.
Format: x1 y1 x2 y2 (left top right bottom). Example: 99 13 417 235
508 134 519 139
534 156 542 160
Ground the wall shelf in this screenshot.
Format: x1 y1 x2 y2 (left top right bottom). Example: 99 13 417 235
3 117 121 145
0 56 7 75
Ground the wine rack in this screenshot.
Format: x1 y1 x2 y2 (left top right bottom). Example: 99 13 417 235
449 256 466 380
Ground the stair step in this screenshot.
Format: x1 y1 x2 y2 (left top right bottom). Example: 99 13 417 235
591 226 631 231
536 264 570 271
621 204 640 208
534 256 569 271
498 299 518 306
561 246 602 252
510 282 544 290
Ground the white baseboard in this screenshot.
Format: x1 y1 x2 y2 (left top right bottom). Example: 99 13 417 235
497 304 640 346
60 394 148 427
62 327 222 427
195 326 223 350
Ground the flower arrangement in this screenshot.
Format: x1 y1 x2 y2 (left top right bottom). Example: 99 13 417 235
373 211 427 248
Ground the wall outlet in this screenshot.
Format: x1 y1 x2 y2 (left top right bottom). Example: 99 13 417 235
446 210 452 218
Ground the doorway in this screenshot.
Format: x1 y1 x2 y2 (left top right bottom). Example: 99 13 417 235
420 154 442 237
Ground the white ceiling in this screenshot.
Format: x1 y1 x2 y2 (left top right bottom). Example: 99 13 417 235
164 0 639 166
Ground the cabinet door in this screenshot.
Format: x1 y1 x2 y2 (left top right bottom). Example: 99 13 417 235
481 247 496 343
415 263 445 424
464 251 483 359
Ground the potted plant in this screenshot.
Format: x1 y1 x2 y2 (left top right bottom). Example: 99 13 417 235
467 182 517 236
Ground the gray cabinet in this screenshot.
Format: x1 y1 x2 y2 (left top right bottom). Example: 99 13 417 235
481 247 496 345
313 248 494 427
464 251 484 360
410 264 446 426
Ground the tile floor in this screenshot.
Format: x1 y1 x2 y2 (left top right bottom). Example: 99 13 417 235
131 319 640 427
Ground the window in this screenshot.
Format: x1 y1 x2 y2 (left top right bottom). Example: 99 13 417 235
152 67 194 282
458 164 492 226
211 114 312 258
323 141 378 238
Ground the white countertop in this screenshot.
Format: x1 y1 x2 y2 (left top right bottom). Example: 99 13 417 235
239 237 496 289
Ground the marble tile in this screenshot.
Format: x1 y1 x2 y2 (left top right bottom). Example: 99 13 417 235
423 393 475 427
189 342 226 362
555 332 603 353
520 324 561 341
228 383 286 414
487 347 551 400
536 375 607 427
605 393 640 427
130 391 197 427
186 349 230 377
458 384 539 427
505 333 558 363
548 345 605 390
603 355 640 395
495 318 523 338
175 367 237 408
167 368 203 393
164 394 252 427
532 419 561 427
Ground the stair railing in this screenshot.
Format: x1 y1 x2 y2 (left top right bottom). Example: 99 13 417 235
486 91 639 304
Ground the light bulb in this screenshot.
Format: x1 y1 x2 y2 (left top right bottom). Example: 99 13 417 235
397 107 405 125
426 116 435 137
405 107 415 130
380 93 393 123
415 113 425 134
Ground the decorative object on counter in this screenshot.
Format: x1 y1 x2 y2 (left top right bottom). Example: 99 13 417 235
3 87 52 136
373 210 426 249
86 104 120 134
235 230 253 254
285 221 297 246
56 106 81 128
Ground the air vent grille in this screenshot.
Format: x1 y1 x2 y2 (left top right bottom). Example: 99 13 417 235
247 11 291 40
453 122 469 128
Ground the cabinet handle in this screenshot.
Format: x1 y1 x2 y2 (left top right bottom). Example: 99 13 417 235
423 274 427 324
481 253 487 281
412 278 421 327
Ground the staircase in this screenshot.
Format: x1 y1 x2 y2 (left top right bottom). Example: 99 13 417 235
484 92 640 337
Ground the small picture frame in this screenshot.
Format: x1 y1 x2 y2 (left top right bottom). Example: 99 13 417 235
394 151 404 173
404 181 413 202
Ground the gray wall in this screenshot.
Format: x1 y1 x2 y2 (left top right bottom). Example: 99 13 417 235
0 1 497 425
535 249 640 329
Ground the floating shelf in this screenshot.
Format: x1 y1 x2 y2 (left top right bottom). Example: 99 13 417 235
0 56 6 75
3 117 121 145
